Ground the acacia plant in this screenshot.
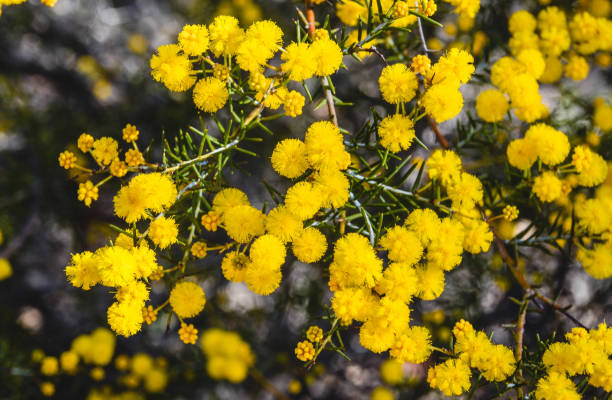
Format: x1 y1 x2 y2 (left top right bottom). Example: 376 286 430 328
47 0 612 398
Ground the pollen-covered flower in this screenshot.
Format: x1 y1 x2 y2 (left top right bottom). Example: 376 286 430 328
169 281 206 319
223 205 265 243
379 226 423 266
426 149 462 185
379 63 418 104
114 173 177 223
564 54 589 81
532 171 562 202
378 114 415 153
390 326 432 363
506 138 538 170
208 16 244 57
77 181 99 207
285 181 324 221
221 251 250 282
178 24 209 56
193 77 229 113
423 82 464 123
107 300 144 337
150 44 196 92
310 38 343 76
304 121 349 171
65 251 100 290
427 358 471 396
475 89 509 122
291 227 327 263
265 206 303 243
271 139 309 178
281 42 316 82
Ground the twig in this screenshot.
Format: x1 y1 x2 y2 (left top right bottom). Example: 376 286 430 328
427 115 450 150
350 193 375 245
514 293 529 399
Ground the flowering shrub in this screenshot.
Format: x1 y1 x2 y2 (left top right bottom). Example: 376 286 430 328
2 0 608 398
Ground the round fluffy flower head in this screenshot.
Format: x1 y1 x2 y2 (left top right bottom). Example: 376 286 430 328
65 251 100 290
589 358 612 392
244 258 283 295
221 251 250 282
245 20 283 54
379 63 418 104
378 113 415 153
411 54 431 75
379 226 423 266
447 172 483 208
265 205 303 243
281 42 317 81
310 38 343 76
271 139 309 178
92 137 118 166
295 341 315 362
77 181 98 207
427 358 471 396
404 208 441 245
107 300 144 337
178 24 209 56
115 281 149 306
58 150 76 169
292 227 327 263
306 326 323 343
212 188 249 218
312 168 350 208
539 27 571 56
506 138 537 170
390 326 432 363
564 55 589 81
208 15 244 57
535 372 580 400
538 6 566 29
517 49 546 79
376 262 419 303
429 48 475 85
150 44 196 92
146 216 178 249
304 121 349 171
507 73 541 109
423 82 464 123
380 359 404 385
447 0 480 18
285 181 324 221
479 345 516 381
577 243 612 279
336 1 367 26
169 281 206 318
114 173 177 223
426 149 462 186
331 287 377 324
223 205 265 243
509 10 537 33
77 133 94 152
312 28 329 41
283 90 305 117
415 265 445 300
331 233 383 288
577 152 607 187
60 351 79 374
532 171 562 202
193 77 228 113
476 89 508 122
250 234 286 269
525 123 570 166
572 145 593 173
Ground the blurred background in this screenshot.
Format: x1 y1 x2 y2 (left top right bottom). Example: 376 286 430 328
1 0 611 399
